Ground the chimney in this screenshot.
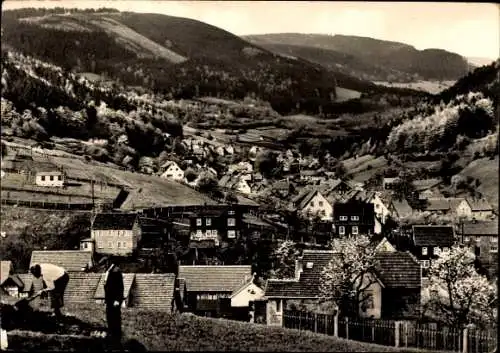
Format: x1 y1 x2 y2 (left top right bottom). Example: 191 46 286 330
294 259 303 280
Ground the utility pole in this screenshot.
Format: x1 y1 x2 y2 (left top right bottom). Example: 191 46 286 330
91 179 95 212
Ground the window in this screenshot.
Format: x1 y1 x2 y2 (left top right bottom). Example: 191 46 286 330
196 218 202 226
421 260 430 268
206 218 212 226
206 230 212 236
339 216 348 221
464 236 470 242
363 292 374 310
352 226 359 235
339 226 345 235
306 262 314 269
117 242 121 248
351 216 359 221
310 201 315 207
228 230 236 238
227 218 236 227
318 201 324 207
41 175 45 181
434 247 441 256
228 210 235 215
50 175 54 181
422 247 428 256
57 175 62 181
491 237 498 243
443 247 449 252
491 245 498 253
83 243 88 249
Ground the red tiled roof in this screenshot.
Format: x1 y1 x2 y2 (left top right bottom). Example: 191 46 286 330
178 265 252 292
30 250 94 272
132 273 176 311
64 273 101 304
94 273 135 300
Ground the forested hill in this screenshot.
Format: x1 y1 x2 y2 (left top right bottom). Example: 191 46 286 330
244 33 471 82
1 7 338 115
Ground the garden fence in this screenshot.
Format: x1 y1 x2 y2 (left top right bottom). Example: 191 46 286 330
283 310 496 353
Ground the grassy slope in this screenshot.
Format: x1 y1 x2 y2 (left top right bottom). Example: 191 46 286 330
23 303 433 352
459 156 499 210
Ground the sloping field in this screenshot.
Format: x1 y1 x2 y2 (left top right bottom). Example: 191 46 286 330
373 80 456 94
47 155 217 209
22 13 187 63
342 155 388 183
342 154 377 171
335 87 362 102
458 156 499 211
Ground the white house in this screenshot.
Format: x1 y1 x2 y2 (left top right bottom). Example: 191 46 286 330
365 192 391 224
35 170 65 187
160 161 185 181
230 275 265 308
293 190 333 221
235 178 252 195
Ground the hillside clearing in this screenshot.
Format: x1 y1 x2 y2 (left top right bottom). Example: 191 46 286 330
458 156 499 211
6 303 437 352
336 87 362 102
373 80 456 94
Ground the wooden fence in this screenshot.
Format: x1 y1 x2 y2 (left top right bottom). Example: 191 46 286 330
1 198 114 211
283 310 496 353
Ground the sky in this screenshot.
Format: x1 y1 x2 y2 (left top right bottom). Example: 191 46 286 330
3 1 499 59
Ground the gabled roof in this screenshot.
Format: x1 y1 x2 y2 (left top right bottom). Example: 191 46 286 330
132 273 176 311
64 273 102 304
425 198 451 211
230 275 262 298
374 252 421 288
463 220 498 236
1 261 12 285
467 198 493 211
448 198 467 210
412 225 455 247
94 273 136 300
178 265 252 292
161 161 179 170
296 190 324 210
1 274 23 288
30 250 94 272
92 213 138 230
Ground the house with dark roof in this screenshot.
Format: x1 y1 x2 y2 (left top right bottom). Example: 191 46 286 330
412 179 442 199
389 198 414 220
411 225 455 277
189 208 242 246
461 220 498 276
132 273 177 311
333 199 375 237
178 265 253 317
30 250 94 272
293 189 333 221
264 245 421 325
91 213 141 256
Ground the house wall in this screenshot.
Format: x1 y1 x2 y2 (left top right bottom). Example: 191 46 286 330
237 180 252 194
357 274 382 319
456 201 472 218
372 195 390 223
471 210 494 221
80 241 95 253
231 283 265 307
381 288 421 319
302 193 333 221
162 164 184 181
266 299 284 326
35 173 64 187
92 229 137 255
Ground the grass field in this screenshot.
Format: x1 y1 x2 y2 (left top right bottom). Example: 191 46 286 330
341 155 388 183
458 156 499 211
336 87 363 102
5 303 439 352
373 80 456 94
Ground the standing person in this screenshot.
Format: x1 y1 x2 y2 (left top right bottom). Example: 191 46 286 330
104 263 124 345
30 263 69 319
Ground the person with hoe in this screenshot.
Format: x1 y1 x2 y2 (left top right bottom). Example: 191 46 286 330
29 263 69 319
104 261 124 347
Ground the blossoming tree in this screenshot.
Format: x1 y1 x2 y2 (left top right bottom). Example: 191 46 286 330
318 235 379 317
426 245 497 329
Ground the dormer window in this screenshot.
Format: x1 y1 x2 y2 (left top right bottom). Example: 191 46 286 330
351 216 359 221
206 218 212 226
339 216 348 221
422 247 428 256
306 262 313 269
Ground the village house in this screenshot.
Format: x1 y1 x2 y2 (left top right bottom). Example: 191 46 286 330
412 179 443 199
160 161 185 181
0 261 24 297
383 177 400 190
189 208 242 246
264 246 421 326
177 265 256 319
292 189 333 221
91 213 142 256
299 169 326 183
351 191 392 224
467 198 494 221
333 199 375 237
34 168 65 187
389 199 414 221
423 197 470 218
461 220 498 276
30 250 94 273
60 272 178 311
410 225 455 277
218 175 253 195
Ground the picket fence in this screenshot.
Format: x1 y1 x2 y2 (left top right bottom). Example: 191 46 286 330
283 310 497 353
